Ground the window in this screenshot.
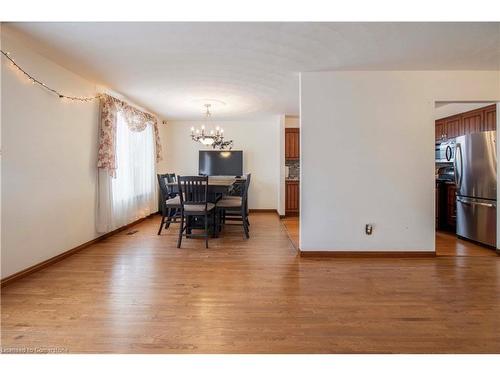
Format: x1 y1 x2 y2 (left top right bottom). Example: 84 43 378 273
110 110 157 227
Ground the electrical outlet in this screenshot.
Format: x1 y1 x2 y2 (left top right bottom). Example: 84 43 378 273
365 224 373 235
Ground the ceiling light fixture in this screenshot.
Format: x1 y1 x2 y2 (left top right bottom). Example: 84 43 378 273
190 104 233 150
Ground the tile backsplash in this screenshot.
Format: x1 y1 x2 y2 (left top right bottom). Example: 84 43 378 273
286 160 300 179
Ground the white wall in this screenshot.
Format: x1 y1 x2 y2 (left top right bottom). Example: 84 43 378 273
300 71 500 252
1 30 100 278
157 118 281 210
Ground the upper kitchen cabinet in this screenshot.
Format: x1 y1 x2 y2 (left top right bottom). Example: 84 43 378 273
285 128 300 160
483 104 497 131
436 115 460 140
444 115 461 139
461 108 483 135
435 104 496 140
435 119 446 141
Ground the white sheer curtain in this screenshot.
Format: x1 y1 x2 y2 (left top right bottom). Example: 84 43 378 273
97 110 157 232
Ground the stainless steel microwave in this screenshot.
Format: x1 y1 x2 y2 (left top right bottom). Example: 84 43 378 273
435 139 455 163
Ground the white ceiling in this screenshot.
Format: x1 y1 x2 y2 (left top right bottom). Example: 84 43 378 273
7 22 500 120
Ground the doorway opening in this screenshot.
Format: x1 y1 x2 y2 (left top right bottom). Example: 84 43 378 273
281 115 300 250
434 101 498 257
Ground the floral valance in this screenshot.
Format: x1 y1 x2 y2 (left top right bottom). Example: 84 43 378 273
97 94 162 177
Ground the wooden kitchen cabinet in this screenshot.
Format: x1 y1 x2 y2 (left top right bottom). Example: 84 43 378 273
461 108 483 135
446 184 457 229
285 180 299 214
285 128 300 160
435 182 440 228
445 115 461 138
436 115 460 140
483 104 497 131
435 119 446 141
436 104 496 140
436 182 457 231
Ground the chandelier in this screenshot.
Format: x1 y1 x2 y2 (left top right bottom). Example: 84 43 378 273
190 104 233 150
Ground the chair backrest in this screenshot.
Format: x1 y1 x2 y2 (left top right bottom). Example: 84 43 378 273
157 174 171 202
177 176 209 209
158 172 178 201
166 173 177 183
242 173 251 203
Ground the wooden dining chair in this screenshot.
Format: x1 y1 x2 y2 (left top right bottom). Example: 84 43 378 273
220 173 251 227
166 173 177 183
177 176 216 248
216 173 251 238
157 174 182 235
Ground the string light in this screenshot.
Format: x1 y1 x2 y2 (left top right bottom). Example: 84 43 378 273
1 49 99 102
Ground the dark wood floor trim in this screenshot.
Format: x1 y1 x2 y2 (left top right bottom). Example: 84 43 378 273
299 250 436 258
1 214 156 288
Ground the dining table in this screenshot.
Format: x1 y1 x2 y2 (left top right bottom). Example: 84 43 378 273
167 176 238 201
166 176 241 236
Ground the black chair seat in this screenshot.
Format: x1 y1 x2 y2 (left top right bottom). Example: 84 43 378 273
166 196 181 207
184 203 215 212
216 198 242 208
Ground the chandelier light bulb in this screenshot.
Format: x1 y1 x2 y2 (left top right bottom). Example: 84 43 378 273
201 138 215 146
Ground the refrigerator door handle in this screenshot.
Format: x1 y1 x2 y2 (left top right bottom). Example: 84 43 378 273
453 143 459 186
454 143 463 190
457 197 496 208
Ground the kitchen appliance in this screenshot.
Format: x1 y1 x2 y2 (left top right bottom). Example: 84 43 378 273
454 131 497 247
435 139 455 163
435 165 455 182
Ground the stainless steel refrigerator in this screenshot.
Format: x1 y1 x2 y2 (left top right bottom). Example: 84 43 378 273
454 131 497 247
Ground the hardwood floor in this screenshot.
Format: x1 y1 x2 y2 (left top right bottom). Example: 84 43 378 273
281 216 299 249
436 230 498 257
2 213 500 353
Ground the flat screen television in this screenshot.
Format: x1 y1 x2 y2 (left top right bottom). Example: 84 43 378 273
199 150 243 176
